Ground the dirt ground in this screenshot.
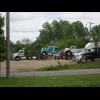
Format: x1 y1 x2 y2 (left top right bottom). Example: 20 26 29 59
1 59 76 73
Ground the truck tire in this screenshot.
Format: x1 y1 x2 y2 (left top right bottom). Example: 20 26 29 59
85 55 94 63
71 55 76 61
28 57 32 60
36 55 41 60
15 56 20 61
36 56 39 60
86 58 92 63
26 57 32 60
42 52 46 56
65 50 72 60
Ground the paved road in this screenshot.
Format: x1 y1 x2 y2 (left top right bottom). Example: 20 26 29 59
1 69 100 77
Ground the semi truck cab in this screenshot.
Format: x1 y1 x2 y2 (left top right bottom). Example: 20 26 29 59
41 46 59 55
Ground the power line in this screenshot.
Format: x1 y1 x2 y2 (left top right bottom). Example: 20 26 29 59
13 30 39 33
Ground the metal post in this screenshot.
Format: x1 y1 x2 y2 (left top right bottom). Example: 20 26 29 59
87 22 95 42
6 12 10 78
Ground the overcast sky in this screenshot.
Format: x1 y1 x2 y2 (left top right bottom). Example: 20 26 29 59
1 12 100 43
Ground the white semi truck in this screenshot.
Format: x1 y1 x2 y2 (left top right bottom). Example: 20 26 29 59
13 48 36 61
74 42 100 63
61 45 82 60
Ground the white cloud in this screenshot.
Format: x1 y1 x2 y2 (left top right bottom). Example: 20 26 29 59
11 31 39 43
1 12 100 43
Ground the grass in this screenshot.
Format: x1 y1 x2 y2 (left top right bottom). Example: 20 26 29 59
0 74 100 87
36 61 100 71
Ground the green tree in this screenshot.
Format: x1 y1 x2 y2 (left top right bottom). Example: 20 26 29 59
71 21 87 39
91 25 100 46
0 15 6 71
51 20 63 42
21 38 32 44
13 40 24 52
39 22 53 45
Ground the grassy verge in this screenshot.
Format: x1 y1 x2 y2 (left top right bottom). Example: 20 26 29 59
36 61 100 71
0 74 100 87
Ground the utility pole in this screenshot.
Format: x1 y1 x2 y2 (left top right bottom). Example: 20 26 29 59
6 12 10 78
87 22 95 42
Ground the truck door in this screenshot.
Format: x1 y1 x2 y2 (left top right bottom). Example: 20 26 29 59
97 48 100 58
48 46 53 53
18 50 24 57
54 47 58 54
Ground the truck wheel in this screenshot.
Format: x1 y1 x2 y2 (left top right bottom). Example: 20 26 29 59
65 50 72 60
26 57 32 60
86 58 93 63
42 52 46 56
85 55 94 63
28 57 32 60
36 57 39 60
65 56 71 60
77 61 81 64
15 56 20 61
71 55 75 61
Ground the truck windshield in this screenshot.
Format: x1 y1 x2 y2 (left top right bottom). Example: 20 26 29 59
82 49 90 53
91 48 95 52
55 48 58 50
48 47 53 50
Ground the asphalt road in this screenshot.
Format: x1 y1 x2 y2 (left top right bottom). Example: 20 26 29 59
1 69 100 77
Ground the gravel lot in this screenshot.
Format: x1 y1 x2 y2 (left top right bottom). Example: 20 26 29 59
1 59 76 73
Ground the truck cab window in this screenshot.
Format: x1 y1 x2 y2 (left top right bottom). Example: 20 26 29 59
55 48 58 50
48 46 50 48
48 47 51 50
91 48 95 52
21 51 23 53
